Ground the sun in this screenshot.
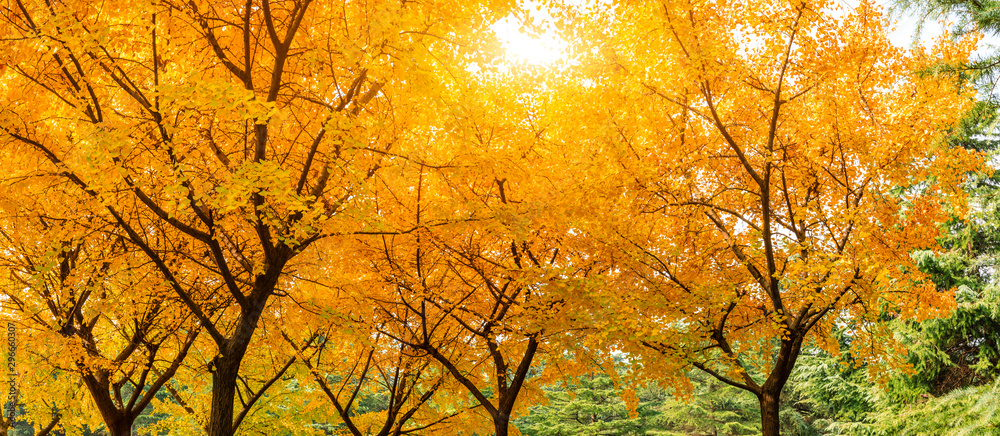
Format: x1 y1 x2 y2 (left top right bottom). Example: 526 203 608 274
490 7 570 67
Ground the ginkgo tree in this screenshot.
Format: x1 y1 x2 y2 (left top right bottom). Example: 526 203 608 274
337 66 593 436
0 187 199 436
0 0 987 434
0 0 514 435
554 0 984 434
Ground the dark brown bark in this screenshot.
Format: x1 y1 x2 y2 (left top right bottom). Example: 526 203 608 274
495 415 510 436
206 260 291 436
36 415 62 436
647 330 806 436
5 3 336 436
207 352 243 436
206 293 268 436
81 372 134 436
759 390 781 436
757 333 805 435
6 220 201 436
76 329 198 436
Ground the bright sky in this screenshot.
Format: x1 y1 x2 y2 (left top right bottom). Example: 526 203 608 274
490 0 570 66
491 0 996 67
870 0 945 47
857 0 998 55
491 16 568 66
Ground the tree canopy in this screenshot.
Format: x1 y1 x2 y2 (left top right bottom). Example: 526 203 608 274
0 0 989 435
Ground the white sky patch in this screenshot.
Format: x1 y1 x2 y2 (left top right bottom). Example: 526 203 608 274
491 0 571 67
491 0 615 68
822 0 942 47
835 0 998 53
491 13 569 66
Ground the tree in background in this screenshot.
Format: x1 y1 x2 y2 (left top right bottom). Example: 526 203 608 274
516 363 836 436
773 2 1000 434
556 0 983 434
789 125 1000 436
891 0 1000 399
516 371 665 436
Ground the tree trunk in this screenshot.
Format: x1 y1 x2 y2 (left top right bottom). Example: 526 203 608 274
495 413 510 436
756 334 803 436
202 257 281 436
759 390 781 436
206 353 241 436
205 291 268 436
107 420 134 436
82 373 134 436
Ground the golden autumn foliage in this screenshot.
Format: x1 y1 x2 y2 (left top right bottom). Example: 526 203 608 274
0 0 985 435
550 0 982 434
